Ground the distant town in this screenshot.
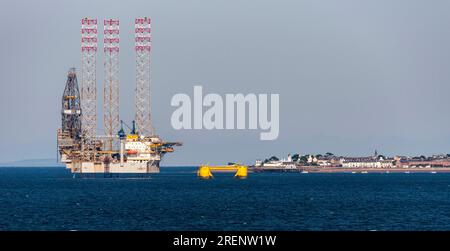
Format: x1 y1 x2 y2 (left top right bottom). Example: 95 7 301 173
252 151 450 173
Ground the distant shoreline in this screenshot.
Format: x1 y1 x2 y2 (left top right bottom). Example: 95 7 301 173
252 167 450 173
2 165 450 174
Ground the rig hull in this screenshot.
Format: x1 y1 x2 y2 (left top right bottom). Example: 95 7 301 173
66 161 160 174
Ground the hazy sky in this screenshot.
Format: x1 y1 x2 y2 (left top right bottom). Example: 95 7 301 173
1 0 450 165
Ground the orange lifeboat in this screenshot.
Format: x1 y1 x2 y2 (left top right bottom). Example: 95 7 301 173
127 149 138 155
164 147 174 152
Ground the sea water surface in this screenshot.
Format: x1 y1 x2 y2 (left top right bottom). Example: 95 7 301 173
1 167 450 230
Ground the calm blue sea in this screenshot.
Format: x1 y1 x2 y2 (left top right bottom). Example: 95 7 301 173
1 167 450 231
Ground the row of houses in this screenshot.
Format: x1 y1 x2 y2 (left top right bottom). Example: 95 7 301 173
303 153 396 168
255 152 450 169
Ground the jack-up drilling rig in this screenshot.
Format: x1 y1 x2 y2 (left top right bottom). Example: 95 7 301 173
57 18 181 175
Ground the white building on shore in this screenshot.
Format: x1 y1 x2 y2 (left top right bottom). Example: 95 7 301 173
340 156 394 168
256 154 297 169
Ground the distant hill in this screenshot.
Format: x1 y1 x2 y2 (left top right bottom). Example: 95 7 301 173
0 159 64 167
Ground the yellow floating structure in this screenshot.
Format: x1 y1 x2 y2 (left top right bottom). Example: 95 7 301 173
197 164 248 179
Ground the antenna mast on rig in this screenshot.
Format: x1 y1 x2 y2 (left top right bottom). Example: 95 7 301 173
103 19 120 150
81 17 98 139
134 17 153 136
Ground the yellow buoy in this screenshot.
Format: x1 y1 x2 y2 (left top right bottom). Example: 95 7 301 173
197 164 248 179
197 166 214 179
234 165 248 179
